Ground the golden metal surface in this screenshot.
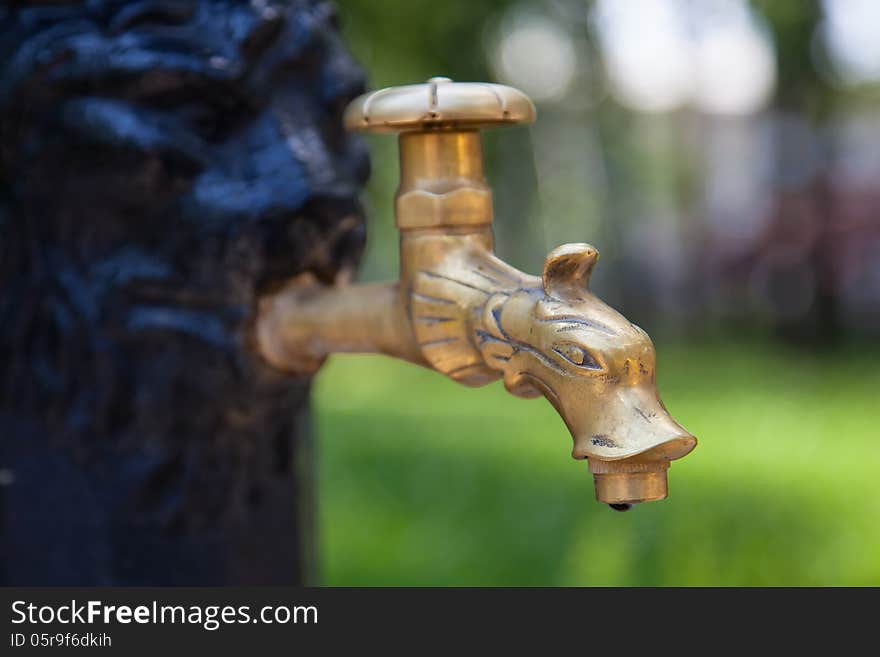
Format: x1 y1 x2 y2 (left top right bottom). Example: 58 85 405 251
396 131 493 229
343 77 536 133
258 78 696 509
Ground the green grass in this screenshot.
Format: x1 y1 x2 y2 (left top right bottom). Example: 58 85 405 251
313 342 879 586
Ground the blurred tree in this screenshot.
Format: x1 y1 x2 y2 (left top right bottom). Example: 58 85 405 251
751 0 842 342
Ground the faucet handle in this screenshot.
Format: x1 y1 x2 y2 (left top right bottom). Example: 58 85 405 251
344 77 534 231
343 77 536 134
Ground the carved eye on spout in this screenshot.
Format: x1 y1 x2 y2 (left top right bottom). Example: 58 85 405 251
553 343 602 371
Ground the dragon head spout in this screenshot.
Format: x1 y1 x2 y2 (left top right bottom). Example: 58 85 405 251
408 237 696 504
476 243 696 468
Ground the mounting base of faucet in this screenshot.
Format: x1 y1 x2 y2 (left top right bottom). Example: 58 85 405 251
256 273 328 374
256 272 428 375
589 459 670 506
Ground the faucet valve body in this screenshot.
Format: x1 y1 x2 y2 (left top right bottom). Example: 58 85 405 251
257 78 696 509
396 130 492 230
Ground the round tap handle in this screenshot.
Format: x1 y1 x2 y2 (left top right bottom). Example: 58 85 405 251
343 77 536 134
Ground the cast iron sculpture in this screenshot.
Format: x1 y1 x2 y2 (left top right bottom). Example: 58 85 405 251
0 0 367 584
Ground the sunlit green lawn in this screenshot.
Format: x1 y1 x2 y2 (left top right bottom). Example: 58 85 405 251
314 342 879 586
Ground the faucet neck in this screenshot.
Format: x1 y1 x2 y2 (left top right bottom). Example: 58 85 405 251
395 130 493 231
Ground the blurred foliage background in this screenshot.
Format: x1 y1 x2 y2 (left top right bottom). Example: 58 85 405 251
315 0 880 585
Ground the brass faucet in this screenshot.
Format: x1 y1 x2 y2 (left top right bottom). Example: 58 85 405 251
257 77 696 510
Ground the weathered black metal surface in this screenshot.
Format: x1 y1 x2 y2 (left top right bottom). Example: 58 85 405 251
0 0 368 584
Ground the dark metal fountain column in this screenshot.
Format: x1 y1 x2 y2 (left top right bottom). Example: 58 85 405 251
0 0 367 585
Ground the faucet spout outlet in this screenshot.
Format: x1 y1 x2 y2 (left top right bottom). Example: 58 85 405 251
256 77 697 508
